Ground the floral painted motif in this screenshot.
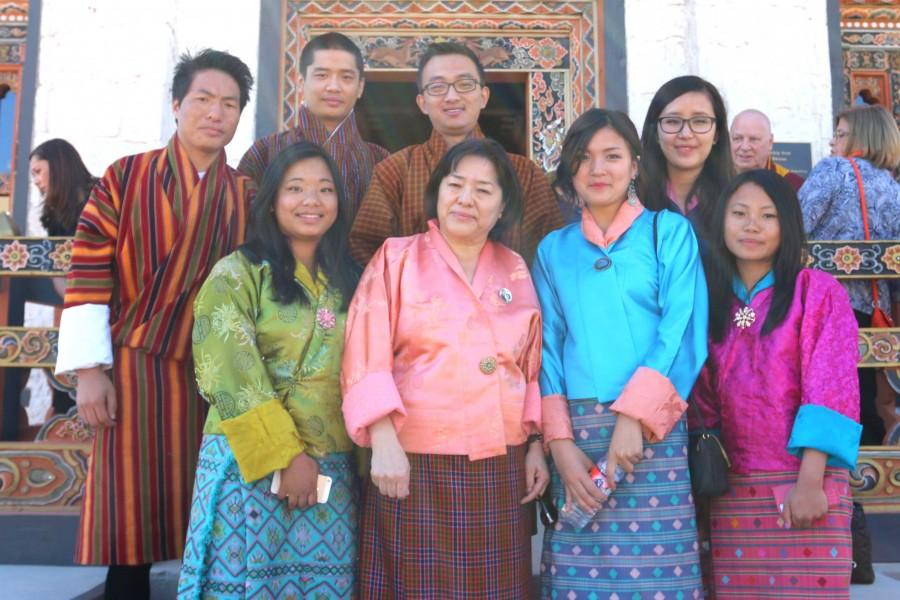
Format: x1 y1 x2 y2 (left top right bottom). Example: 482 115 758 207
0 240 29 271
48 238 74 272
316 308 336 330
882 244 900 275
527 38 568 69
833 245 863 275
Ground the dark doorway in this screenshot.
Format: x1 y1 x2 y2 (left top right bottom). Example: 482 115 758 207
355 72 528 155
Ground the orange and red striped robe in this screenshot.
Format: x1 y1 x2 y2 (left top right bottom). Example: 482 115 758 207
64 135 253 565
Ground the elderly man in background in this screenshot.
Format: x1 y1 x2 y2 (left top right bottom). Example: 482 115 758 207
731 108 805 192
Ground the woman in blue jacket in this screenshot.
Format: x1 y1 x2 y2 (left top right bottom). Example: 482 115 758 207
536 108 708 599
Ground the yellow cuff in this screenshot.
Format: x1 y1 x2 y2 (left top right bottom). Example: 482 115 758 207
220 399 305 483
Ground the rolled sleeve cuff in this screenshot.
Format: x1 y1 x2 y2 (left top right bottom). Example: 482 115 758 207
55 304 114 375
523 381 541 434
610 366 688 443
787 404 862 471
541 393 574 445
219 399 304 483
342 370 407 447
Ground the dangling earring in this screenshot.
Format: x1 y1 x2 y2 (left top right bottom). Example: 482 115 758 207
627 178 638 206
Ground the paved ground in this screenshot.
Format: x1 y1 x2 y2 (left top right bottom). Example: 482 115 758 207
2 560 899 599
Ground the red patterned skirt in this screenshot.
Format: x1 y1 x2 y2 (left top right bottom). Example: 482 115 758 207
708 469 852 599
359 444 530 599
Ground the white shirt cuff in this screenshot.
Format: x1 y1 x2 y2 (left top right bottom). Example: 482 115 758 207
55 304 114 375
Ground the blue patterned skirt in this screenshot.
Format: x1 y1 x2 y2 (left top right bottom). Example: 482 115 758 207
541 399 703 600
177 435 358 599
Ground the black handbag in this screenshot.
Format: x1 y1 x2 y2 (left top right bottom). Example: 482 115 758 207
687 402 731 497
851 501 876 584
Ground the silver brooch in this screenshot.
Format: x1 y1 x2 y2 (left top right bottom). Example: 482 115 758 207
498 287 513 304
733 306 756 329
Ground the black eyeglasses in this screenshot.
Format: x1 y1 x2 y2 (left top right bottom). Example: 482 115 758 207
657 116 716 134
420 78 481 97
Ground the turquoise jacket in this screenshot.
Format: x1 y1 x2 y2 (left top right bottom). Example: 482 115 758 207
532 209 708 403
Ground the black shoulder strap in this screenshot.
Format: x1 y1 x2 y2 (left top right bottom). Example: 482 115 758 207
652 210 660 260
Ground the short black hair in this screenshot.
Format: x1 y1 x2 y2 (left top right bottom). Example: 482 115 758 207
706 169 805 342
424 138 522 241
300 32 365 78
417 42 485 91
171 49 254 110
555 108 641 206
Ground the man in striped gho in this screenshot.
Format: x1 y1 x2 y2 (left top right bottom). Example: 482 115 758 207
55 49 256 600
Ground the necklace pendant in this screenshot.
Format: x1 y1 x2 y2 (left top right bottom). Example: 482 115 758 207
498 287 513 304
733 306 756 329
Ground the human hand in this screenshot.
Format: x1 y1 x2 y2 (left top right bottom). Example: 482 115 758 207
521 440 550 504
277 452 319 509
549 439 605 512
605 414 643 490
782 482 828 528
370 421 410 500
75 367 116 428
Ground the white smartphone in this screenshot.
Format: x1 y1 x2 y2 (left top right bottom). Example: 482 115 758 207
270 470 333 504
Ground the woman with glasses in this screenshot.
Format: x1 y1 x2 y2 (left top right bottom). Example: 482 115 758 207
640 76 734 241
535 109 708 599
799 105 900 449
342 138 549 599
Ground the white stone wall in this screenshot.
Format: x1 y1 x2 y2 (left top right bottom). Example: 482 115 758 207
625 0 835 162
23 0 261 423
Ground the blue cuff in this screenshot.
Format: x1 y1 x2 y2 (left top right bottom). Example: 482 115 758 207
787 404 862 471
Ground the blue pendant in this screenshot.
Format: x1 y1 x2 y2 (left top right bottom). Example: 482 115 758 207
593 257 612 271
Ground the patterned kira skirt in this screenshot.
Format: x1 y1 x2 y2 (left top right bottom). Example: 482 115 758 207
358 444 532 599
707 469 852 599
541 398 703 600
177 435 358 599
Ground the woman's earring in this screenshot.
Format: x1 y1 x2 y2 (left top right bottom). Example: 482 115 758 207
627 179 638 206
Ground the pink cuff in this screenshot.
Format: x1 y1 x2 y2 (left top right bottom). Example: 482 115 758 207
341 370 407 447
523 381 542 433
541 393 574 445
610 367 687 443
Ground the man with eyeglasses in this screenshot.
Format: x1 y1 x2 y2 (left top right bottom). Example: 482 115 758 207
349 41 561 264
730 109 804 192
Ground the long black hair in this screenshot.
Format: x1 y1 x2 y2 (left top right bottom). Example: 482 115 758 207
706 169 805 342
240 141 359 308
639 75 733 238
30 138 97 235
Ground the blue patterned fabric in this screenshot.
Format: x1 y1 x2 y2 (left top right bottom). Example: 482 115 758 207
799 157 900 314
541 399 703 599
177 435 357 599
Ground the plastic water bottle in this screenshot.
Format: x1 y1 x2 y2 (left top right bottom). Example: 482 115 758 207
559 458 625 531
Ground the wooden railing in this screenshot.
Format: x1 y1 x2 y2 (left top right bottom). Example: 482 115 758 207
0 237 897 514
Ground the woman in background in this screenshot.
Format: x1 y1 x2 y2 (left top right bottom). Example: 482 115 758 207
799 104 900 445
